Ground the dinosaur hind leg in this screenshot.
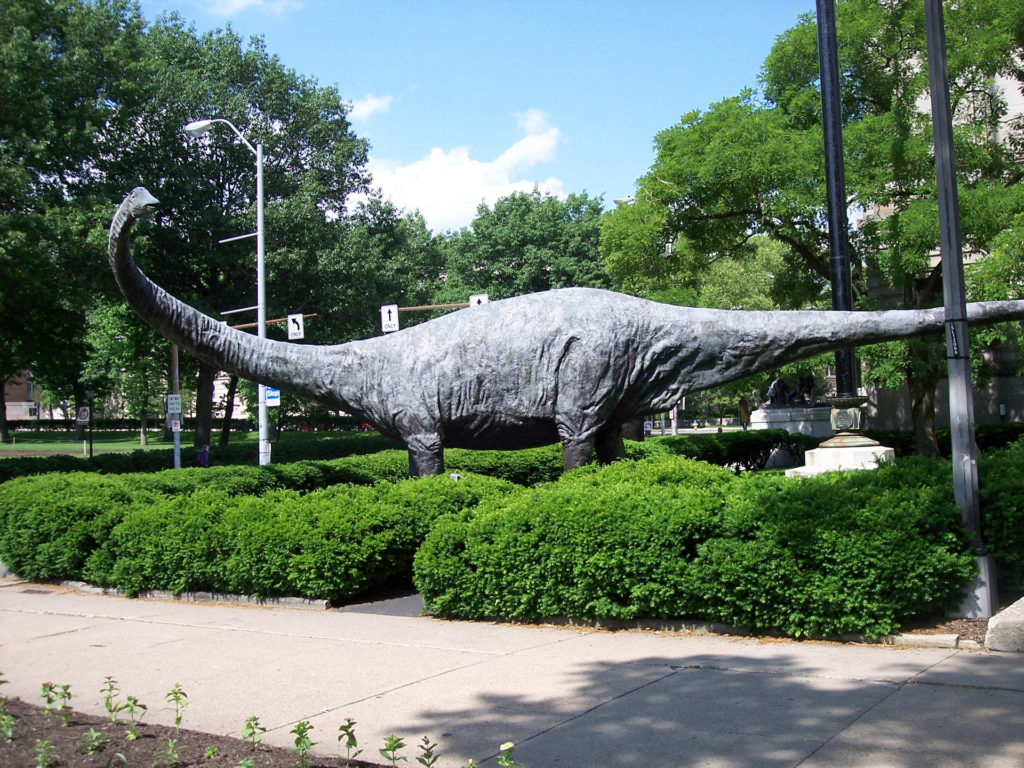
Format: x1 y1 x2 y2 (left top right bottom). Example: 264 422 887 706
407 433 444 477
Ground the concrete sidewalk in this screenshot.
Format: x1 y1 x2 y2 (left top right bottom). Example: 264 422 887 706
2 580 1023 768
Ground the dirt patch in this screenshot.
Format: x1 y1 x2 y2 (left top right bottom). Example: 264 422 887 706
0 698 385 768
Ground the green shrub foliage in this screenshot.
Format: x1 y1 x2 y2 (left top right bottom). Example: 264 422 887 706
979 437 1024 594
414 455 976 637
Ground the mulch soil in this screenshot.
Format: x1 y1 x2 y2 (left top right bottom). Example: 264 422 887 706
0 698 385 768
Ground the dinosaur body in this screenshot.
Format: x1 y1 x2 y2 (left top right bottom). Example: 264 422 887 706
110 188 1024 475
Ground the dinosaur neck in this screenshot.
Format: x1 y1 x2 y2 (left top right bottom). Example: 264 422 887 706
107 197 372 417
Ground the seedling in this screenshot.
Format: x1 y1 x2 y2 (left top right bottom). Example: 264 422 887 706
122 694 147 741
0 708 14 743
78 728 107 754
165 683 188 732
241 715 266 751
156 737 182 767
32 739 58 768
39 682 58 714
204 745 220 759
101 676 125 724
379 733 408 767
416 735 439 767
337 718 363 766
290 720 316 768
496 741 523 767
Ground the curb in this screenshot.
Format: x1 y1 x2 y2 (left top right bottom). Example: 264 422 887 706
58 581 330 611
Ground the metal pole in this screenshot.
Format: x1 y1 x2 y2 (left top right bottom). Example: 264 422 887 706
256 142 270 467
816 0 857 398
172 343 181 470
924 0 995 617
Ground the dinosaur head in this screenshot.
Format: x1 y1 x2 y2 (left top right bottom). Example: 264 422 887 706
126 187 160 220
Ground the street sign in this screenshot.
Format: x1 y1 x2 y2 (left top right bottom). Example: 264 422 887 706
287 313 305 340
469 293 489 306
380 304 400 333
166 393 182 414
170 418 181 433
75 406 90 426
266 386 281 407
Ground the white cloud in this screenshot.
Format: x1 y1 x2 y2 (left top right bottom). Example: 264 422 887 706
369 110 564 232
201 0 301 16
350 94 394 123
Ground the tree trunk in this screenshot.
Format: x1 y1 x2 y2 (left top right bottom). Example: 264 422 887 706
907 366 940 458
219 374 238 445
139 412 148 446
194 363 216 449
0 379 8 443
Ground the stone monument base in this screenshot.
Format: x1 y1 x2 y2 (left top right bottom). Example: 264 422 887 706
749 405 834 438
785 442 895 477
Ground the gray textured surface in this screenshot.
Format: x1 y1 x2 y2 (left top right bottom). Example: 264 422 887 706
110 187 1024 475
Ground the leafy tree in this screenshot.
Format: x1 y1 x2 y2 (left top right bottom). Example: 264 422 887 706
82 13 371 446
82 300 167 443
602 0 1024 455
0 0 145 438
438 189 609 303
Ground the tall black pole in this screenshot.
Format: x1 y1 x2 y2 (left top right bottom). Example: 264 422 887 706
923 0 995 616
816 0 857 399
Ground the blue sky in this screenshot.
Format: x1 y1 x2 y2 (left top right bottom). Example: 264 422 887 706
140 0 814 232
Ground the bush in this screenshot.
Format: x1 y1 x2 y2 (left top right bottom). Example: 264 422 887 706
414 454 976 638
651 429 801 470
87 473 518 602
980 437 1024 596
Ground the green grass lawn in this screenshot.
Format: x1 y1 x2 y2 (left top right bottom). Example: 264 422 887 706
0 430 201 454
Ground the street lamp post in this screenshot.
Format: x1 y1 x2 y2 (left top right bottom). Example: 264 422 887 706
184 118 271 466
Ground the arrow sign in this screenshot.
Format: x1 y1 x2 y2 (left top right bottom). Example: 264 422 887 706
380 304 399 333
469 293 489 306
287 313 304 340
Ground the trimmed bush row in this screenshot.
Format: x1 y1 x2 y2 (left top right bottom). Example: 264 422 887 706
413 454 982 638
3 437 1022 637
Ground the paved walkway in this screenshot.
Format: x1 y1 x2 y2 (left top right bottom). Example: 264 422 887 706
2 580 1023 768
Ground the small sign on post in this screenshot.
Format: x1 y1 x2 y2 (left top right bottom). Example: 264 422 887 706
266 387 281 407
75 406 91 426
170 418 181 433
380 304 399 333
287 313 304 340
469 294 489 306
166 393 182 414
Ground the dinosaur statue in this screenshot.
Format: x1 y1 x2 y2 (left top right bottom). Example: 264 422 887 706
110 187 1024 476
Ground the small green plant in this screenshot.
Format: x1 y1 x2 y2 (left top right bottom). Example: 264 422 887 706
56 683 73 726
496 741 523 767
39 682 58 714
165 683 188 732
122 694 147 741
379 733 408 767
32 738 58 768
233 759 256 768
156 737 182 767
241 715 266 751
204 745 220 759
104 755 128 768
416 735 439 767
0 708 14 743
78 727 107 754
290 720 316 767
0 669 8 700
102 676 124 724
337 718 362 766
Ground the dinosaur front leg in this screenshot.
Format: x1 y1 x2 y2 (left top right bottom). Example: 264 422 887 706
561 437 596 472
406 433 444 477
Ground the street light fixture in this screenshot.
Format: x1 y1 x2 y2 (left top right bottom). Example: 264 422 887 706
184 117 270 466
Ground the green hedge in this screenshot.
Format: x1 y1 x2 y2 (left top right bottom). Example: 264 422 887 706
413 454 977 638
85 473 517 601
980 438 1024 595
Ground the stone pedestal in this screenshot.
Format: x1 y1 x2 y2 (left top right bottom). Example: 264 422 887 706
749 406 834 438
785 442 895 477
